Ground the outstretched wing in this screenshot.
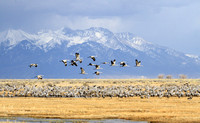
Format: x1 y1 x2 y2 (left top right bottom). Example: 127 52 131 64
92 57 96 61
135 59 141 66
111 60 114 65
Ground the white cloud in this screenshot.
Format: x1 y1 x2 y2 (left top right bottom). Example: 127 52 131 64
47 15 123 33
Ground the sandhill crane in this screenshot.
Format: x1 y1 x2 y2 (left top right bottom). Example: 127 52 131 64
71 60 78 66
29 64 38 68
60 60 68 66
94 71 102 75
135 59 141 67
80 67 87 74
75 53 82 63
36 75 43 80
120 61 128 67
88 56 96 61
102 62 108 64
88 63 95 66
94 65 102 69
110 59 116 66
187 96 193 100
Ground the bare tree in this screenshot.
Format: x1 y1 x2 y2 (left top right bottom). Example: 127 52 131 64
166 75 172 79
179 74 187 79
158 74 164 79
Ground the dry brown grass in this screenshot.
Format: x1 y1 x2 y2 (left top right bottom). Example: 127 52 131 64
1 79 200 87
0 97 200 122
0 79 200 122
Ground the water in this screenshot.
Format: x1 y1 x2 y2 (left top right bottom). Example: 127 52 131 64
0 117 148 123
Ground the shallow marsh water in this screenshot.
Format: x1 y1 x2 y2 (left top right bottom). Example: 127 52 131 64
0 117 147 123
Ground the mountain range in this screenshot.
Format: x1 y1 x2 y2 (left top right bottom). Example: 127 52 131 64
0 27 200 79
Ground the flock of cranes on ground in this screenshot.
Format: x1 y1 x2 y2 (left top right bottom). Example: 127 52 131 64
29 53 142 79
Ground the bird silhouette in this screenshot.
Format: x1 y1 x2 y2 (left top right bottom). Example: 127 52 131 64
94 65 102 69
135 59 141 67
29 64 38 68
75 53 82 63
120 61 128 67
71 60 78 66
35 75 43 80
80 67 87 74
60 60 68 66
88 63 95 66
110 59 116 66
94 71 102 75
88 56 96 61
102 62 108 64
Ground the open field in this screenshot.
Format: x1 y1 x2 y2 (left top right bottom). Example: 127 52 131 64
1 79 200 87
0 79 200 122
0 97 200 122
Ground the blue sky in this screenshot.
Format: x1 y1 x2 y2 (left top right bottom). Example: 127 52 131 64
0 0 200 55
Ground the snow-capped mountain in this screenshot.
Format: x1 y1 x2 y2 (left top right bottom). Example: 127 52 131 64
0 27 200 79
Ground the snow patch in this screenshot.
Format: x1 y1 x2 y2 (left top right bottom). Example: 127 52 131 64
185 54 199 59
123 37 154 52
0 28 156 54
0 29 37 47
132 37 145 45
67 36 90 47
95 32 102 38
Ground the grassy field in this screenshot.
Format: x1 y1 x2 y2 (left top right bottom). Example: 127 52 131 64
0 79 200 122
